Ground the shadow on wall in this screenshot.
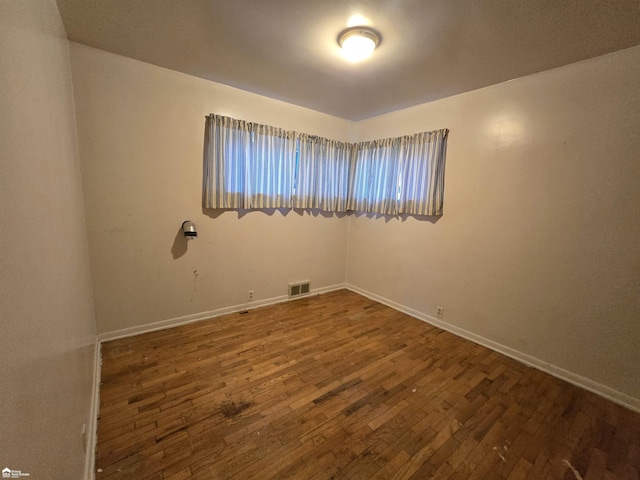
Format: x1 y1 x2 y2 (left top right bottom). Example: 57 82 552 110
201 207 348 219
171 226 188 259
352 211 442 224
174 208 439 258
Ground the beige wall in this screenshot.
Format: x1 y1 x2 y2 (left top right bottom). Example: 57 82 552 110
70 43 352 334
348 45 640 403
0 1 97 478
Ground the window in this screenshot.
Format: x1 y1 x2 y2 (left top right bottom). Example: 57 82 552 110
348 130 449 215
348 138 400 215
203 114 448 216
397 130 448 215
294 134 352 212
203 115 296 209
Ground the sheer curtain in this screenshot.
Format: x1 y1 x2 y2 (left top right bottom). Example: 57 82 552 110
294 134 352 211
348 129 448 215
398 129 448 215
348 138 400 215
203 114 296 209
203 114 449 216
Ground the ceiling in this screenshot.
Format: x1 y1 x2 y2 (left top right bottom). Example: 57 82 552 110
56 0 640 121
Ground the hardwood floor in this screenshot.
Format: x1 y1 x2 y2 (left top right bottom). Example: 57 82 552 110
95 290 640 479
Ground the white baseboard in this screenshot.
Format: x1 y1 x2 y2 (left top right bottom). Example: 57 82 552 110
84 339 102 480
97 283 346 343
345 284 640 413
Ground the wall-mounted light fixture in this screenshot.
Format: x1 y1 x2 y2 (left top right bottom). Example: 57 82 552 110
337 26 381 62
182 220 197 240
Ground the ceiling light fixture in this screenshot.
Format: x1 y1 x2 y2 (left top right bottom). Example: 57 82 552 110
337 26 381 62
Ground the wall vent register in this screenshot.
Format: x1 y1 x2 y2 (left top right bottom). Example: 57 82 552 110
288 281 311 298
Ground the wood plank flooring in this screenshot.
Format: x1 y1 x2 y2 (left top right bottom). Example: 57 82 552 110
95 289 640 479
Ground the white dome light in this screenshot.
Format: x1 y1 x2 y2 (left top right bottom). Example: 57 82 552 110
338 27 381 63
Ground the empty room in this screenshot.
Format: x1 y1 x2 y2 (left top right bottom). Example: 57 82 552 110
2 1 640 479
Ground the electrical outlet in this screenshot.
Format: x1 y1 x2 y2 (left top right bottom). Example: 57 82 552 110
248 290 254 301
436 306 444 318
